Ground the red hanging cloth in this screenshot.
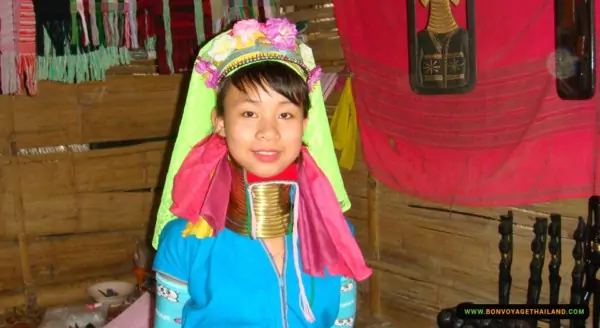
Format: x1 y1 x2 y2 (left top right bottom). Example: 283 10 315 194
334 0 600 206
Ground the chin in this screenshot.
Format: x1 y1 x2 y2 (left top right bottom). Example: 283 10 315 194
246 165 286 178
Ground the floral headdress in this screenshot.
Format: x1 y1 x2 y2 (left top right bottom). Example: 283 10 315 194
194 18 322 90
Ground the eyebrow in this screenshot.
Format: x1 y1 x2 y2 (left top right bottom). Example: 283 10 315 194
236 98 293 106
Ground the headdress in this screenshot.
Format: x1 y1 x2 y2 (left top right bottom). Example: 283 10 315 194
152 17 370 322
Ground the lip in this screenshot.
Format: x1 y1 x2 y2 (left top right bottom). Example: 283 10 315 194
252 150 281 163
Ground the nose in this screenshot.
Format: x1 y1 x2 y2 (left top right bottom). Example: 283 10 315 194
255 117 280 141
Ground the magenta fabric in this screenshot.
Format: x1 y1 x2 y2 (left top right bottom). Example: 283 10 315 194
334 0 600 206
104 293 153 328
170 134 371 281
171 133 230 232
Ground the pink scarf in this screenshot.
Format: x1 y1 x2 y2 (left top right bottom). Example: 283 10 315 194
171 133 371 278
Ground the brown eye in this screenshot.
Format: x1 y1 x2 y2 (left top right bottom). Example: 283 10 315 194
278 113 293 120
242 111 257 118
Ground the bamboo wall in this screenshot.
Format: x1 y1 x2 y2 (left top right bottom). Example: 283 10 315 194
0 62 182 311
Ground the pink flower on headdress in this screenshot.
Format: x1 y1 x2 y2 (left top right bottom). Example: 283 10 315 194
307 66 322 92
195 57 220 88
261 18 298 51
232 19 263 46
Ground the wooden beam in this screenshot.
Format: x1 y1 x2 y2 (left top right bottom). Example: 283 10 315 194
367 173 382 317
280 0 332 7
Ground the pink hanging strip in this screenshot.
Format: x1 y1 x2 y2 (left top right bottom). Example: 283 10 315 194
76 0 90 46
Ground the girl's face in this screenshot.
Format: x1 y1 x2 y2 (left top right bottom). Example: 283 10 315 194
212 83 308 178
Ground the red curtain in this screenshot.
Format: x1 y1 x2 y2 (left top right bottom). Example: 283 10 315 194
333 0 600 206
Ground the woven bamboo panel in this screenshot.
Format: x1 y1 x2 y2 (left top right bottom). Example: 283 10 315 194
363 175 590 326
280 1 345 71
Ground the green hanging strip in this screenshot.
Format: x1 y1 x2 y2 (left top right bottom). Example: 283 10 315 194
193 0 205 45
130 0 139 47
246 0 254 18
162 0 175 73
96 0 105 45
109 0 118 48
70 0 80 45
269 0 276 17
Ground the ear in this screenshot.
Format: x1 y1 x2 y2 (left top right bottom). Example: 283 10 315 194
449 0 460 5
303 117 309 130
419 0 430 7
211 108 226 137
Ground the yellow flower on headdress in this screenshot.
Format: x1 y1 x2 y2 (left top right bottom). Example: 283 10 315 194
208 34 237 61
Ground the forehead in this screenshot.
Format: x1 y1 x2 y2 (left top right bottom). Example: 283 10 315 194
224 82 297 108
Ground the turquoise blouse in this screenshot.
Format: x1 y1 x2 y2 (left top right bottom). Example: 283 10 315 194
153 218 357 328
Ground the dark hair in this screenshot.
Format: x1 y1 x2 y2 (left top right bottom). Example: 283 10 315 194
215 61 311 117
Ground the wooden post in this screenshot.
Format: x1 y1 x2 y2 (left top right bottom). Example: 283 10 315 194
6 96 37 313
367 173 381 317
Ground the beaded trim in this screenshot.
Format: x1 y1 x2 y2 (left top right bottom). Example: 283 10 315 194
218 53 311 85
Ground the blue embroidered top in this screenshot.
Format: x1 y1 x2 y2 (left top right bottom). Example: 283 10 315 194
153 218 357 328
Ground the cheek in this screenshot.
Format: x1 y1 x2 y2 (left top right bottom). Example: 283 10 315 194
224 119 254 141
280 122 305 147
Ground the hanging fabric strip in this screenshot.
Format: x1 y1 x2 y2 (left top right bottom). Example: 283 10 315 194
193 0 205 45
89 0 100 45
203 0 212 39
77 0 90 46
228 0 237 22
162 0 174 73
110 0 119 48
320 72 339 100
263 0 272 19
210 0 222 33
122 0 132 48
170 0 198 72
257 0 265 21
330 77 358 170
69 0 80 45
14 0 38 95
242 0 249 19
102 0 111 46
128 0 139 48
96 0 105 45
0 0 18 94
246 0 254 18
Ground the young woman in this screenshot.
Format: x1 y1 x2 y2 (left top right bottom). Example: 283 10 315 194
151 18 371 328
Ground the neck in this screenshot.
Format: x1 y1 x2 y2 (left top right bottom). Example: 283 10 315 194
225 162 294 238
426 0 458 34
